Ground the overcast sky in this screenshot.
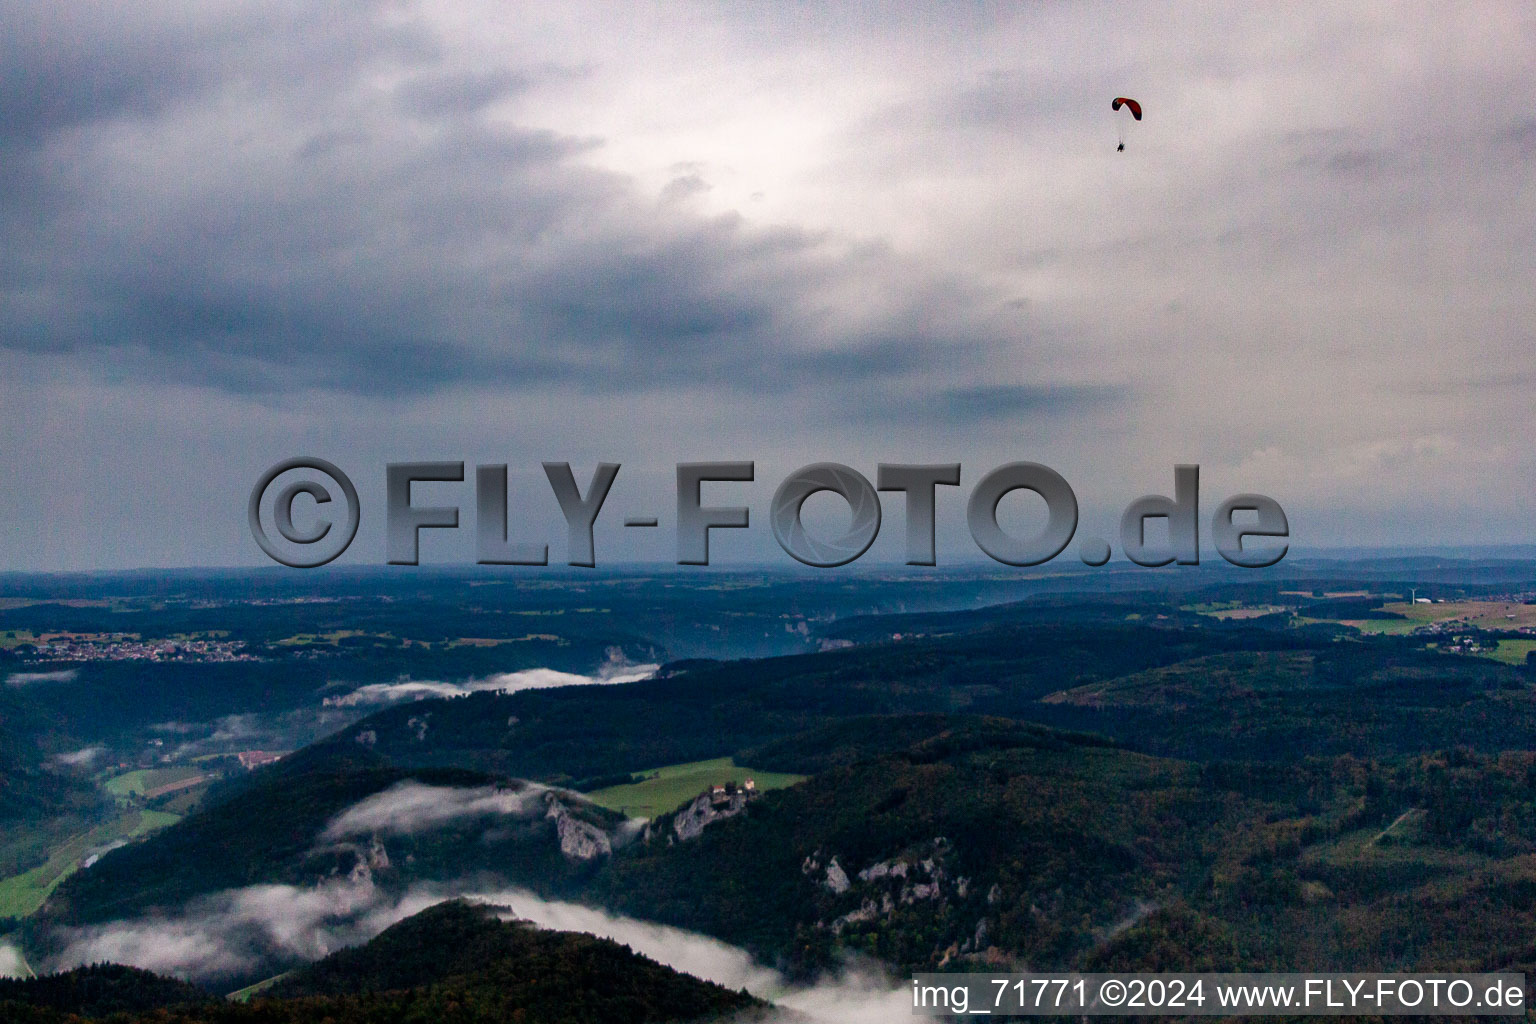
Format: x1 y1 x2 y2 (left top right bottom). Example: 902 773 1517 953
3 1 1533 570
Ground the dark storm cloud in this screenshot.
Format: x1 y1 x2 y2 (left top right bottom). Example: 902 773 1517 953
658 173 710 204
393 69 529 119
519 219 790 364
794 336 984 382
0 1 437 146
0 1 1077 428
0 6 202 146
820 380 1124 428
936 383 1124 422
4 1 1536 570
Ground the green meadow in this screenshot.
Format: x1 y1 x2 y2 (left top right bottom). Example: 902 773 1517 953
0 809 180 918
584 757 805 819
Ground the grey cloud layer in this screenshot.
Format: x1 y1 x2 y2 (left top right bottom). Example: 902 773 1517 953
4 2 1535 567
5 669 79 686
1 0 1056 417
46 769 907 1019
53 877 447 979
324 664 659 708
53 880 906 1021
320 781 549 841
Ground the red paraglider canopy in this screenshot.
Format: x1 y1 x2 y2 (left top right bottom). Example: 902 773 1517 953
1111 97 1142 121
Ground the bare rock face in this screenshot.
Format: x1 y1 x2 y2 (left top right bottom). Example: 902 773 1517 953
342 835 391 884
800 852 855 895
347 855 373 885
823 856 851 894
366 834 391 872
544 794 613 861
857 859 909 882
671 788 749 842
806 836 968 955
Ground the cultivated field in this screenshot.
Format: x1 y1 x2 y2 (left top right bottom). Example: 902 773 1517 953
1334 601 1536 636
0 809 179 918
104 765 208 799
584 757 805 819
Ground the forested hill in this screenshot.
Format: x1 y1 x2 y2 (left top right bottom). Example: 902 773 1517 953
0 963 209 1017
1 900 765 1024
268 898 762 1020
324 617 1535 782
26 594 1536 990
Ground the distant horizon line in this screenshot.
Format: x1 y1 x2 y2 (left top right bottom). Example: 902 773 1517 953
4 543 1536 579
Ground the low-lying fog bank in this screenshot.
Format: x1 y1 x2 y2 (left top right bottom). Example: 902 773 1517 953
325 663 660 708
51 879 908 1021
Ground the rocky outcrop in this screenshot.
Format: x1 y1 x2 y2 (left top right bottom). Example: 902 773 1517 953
366 834 390 872
544 794 613 861
824 856 850 894
830 894 888 932
857 858 909 882
343 835 392 884
800 852 857 894
671 788 750 842
806 837 972 942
